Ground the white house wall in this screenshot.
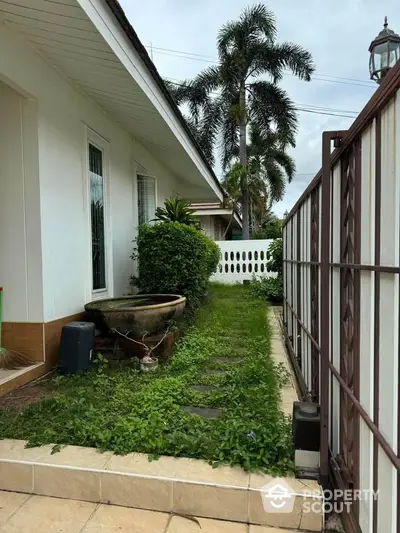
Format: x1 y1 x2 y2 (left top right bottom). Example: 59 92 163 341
0 21 180 322
0 81 43 322
76 0 222 199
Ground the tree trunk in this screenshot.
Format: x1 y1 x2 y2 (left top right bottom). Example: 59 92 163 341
239 80 249 240
222 206 236 240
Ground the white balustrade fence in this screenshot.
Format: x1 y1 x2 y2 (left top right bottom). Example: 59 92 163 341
211 239 276 284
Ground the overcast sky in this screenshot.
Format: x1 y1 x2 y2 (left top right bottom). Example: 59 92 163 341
119 0 399 216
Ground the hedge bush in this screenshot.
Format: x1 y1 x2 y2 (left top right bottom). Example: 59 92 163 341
250 239 283 303
132 222 220 305
250 277 283 303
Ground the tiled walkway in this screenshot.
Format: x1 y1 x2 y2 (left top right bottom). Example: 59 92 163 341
0 491 300 532
269 307 299 415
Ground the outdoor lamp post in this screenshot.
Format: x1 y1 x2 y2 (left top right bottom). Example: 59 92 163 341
369 17 400 84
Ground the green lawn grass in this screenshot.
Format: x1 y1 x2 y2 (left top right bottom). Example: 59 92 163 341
0 284 295 474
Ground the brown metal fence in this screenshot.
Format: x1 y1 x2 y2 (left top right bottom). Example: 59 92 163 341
282 62 400 533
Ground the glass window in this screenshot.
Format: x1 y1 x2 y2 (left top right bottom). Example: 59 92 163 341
89 144 106 291
137 175 156 226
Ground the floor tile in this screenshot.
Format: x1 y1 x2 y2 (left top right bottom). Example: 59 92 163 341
167 515 247 533
249 526 301 532
0 491 30 526
0 495 95 532
82 504 168 533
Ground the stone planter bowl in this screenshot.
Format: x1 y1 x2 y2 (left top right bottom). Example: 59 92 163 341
84 294 186 338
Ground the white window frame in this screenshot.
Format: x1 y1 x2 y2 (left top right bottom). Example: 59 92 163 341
85 128 113 299
136 173 157 227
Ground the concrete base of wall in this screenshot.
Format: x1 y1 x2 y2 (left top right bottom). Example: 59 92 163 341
0 313 83 396
0 363 45 398
0 440 324 531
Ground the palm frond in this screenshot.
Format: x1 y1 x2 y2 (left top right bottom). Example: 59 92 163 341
269 150 296 183
218 4 276 56
184 116 214 166
262 161 286 202
245 42 283 81
240 4 276 39
248 80 297 146
221 113 239 170
164 79 194 105
267 42 315 81
192 66 221 94
196 97 224 166
153 197 199 227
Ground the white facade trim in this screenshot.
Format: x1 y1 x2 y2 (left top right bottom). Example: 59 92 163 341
77 0 223 201
86 126 114 300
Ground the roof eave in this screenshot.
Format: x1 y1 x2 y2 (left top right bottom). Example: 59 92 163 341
104 0 225 199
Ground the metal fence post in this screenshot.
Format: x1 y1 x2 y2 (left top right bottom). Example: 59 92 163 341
320 132 333 488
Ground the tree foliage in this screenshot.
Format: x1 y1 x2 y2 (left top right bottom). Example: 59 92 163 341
165 4 314 237
252 212 283 239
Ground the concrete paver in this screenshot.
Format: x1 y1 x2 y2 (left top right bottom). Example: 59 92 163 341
0 492 305 533
167 515 247 532
269 308 299 414
0 493 96 532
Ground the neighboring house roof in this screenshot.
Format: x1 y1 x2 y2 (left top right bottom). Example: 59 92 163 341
105 0 225 200
191 203 242 229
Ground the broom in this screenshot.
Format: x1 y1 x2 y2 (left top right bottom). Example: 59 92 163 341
0 287 32 370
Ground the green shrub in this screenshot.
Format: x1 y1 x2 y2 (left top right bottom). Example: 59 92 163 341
132 222 220 305
153 196 199 227
250 277 283 303
250 239 283 303
200 232 221 277
267 238 283 277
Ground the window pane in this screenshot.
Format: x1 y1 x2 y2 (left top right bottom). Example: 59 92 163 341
89 144 106 290
137 175 156 226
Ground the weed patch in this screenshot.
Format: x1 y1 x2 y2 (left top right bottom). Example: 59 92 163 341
0 285 295 474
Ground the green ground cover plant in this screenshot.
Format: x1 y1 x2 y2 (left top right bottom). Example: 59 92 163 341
0 285 294 475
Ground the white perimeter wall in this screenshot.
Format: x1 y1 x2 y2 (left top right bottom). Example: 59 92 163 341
212 240 276 284
0 22 180 322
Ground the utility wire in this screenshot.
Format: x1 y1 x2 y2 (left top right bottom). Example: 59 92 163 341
295 108 355 119
146 45 376 89
166 79 358 119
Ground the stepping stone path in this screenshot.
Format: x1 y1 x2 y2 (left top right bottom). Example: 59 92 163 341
181 356 244 420
189 384 220 393
201 369 226 376
213 356 242 364
181 406 221 419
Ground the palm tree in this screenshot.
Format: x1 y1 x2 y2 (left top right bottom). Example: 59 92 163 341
225 125 295 234
246 125 295 204
166 4 314 238
221 162 269 238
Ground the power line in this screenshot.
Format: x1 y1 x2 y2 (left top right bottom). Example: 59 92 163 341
166 79 358 119
295 108 356 119
146 44 377 89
